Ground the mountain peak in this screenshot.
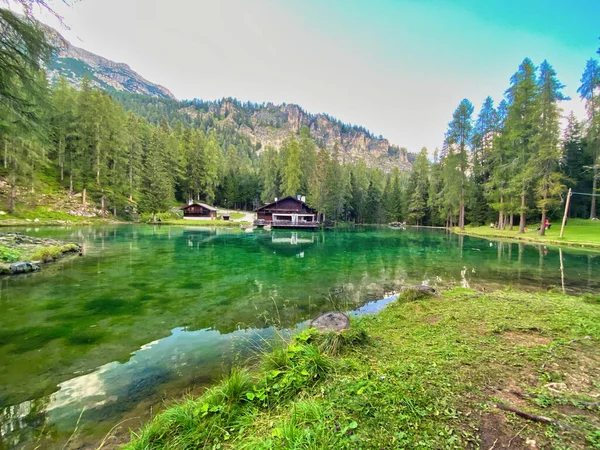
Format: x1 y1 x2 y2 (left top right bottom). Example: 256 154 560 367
44 25 176 100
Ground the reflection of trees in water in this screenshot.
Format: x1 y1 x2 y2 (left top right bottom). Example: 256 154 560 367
0 396 52 449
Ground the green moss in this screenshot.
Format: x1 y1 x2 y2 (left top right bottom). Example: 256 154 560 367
30 244 79 262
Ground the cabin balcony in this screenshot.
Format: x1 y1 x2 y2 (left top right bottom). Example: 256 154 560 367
271 220 320 229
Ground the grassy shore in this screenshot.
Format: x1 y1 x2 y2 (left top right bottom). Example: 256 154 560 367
122 288 600 450
455 218 600 250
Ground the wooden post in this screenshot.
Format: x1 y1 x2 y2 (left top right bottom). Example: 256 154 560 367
560 188 572 238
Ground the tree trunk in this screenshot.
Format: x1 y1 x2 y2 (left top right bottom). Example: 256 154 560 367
591 151 598 219
101 195 106 218
539 209 547 237
509 212 514 231
498 195 504 230
59 136 64 181
113 206 117 218
3 139 7 169
519 194 526 233
69 172 73 195
129 151 133 202
82 187 87 206
96 123 101 184
9 172 16 214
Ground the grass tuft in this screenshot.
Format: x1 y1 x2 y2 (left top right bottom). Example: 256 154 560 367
30 244 79 262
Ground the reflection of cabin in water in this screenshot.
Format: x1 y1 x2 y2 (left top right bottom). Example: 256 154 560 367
181 202 217 219
254 196 321 229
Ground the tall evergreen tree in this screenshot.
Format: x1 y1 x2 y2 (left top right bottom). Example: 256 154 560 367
577 58 600 218
139 127 174 221
281 136 302 198
504 58 540 233
444 99 473 229
407 148 430 225
533 60 567 236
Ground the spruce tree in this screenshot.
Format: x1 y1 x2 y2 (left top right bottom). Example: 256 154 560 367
533 60 567 236
577 58 600 218
139 128 174 221
504 58 540 233
444 99 473 229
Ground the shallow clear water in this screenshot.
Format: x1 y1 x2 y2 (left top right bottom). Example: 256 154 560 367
0 225 598 449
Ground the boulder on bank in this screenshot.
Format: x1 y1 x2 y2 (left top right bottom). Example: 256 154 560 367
411 285 438 295
311 312 351 332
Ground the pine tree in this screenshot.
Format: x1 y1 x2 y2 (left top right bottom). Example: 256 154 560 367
307 146 329 218
281 136 302 197
469 97 498 225
444 99 473 229
260 147 280 204
406 148 430 225
561 113 591 217
533 60 567 236
204 132 222 204
0 8 52 131
324 143 347 221
139 127 174 220
577 58 600 218
298 126 316 195
350 160 369 223
504 58 541 233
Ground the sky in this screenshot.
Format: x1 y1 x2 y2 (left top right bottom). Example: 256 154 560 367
16 0 600 152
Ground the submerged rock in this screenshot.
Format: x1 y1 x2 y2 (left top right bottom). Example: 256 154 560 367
311 312 350 332
9 262 40 274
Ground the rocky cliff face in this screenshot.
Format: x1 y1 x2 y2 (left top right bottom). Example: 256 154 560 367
41 24 411 171
43 26 175 100
186 100 413 171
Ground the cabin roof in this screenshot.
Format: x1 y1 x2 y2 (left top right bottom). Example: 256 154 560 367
181 202 218 211
254 196 316 213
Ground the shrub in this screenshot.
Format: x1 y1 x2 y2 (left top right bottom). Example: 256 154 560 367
0 246 21 262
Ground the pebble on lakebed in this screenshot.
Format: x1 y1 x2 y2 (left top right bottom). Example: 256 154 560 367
0 232 82 275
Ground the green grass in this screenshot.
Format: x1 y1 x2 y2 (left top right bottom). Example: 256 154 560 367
457 218 600 249
0 245 22 262
30 244 80 262
123 288 600 449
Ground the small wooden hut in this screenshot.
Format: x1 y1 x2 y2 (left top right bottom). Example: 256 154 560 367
181 202 217 219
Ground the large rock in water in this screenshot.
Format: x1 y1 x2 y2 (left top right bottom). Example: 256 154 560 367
9 262 40 274
311 312 350 332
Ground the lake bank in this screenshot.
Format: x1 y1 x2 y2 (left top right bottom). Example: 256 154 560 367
123 287 600 450
1 225 599 449
453 219 600 250
0 232 81 275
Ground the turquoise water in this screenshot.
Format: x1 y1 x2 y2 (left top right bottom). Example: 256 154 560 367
0 225 598 449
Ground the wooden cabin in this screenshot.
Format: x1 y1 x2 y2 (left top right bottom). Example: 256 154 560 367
254 196 321 229
181 202 217 219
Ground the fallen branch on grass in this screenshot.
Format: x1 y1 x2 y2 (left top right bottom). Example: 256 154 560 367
489 402 568 429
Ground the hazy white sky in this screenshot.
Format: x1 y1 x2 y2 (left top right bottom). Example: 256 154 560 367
17 0 600 152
